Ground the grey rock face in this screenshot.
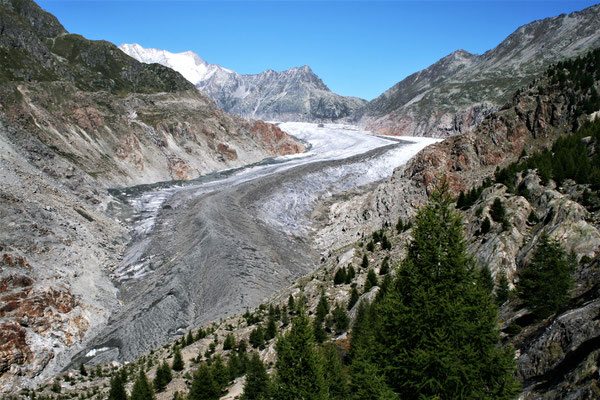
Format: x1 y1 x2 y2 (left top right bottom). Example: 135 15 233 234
119 44 367 122
362 4 600 137
196 65 367 122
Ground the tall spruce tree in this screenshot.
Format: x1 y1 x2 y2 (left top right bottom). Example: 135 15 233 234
108 374 128 400
241 352 271 400
153 361 172 392
372 181 520 399
517 234 575 319
130 368 155 400
188 363 220 400
172 347 184 371
273 307 327 400
322 344 351 400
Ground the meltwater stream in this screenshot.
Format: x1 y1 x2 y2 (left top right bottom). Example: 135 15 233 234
83 123 437 363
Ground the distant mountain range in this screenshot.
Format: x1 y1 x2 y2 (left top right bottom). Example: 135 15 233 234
361 3 600 137
122 4 600 136
119 43 367 122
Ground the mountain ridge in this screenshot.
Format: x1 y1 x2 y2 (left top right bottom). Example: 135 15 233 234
362 3 600 137
119 43 368 122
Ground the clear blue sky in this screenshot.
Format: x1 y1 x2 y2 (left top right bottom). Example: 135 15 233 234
38 0 599 100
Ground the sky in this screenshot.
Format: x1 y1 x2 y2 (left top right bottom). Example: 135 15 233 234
37 0 599 101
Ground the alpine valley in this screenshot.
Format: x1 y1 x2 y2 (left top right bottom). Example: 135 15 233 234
1 1 600 400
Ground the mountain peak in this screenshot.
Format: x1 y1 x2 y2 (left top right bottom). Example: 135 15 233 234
119 43 232 85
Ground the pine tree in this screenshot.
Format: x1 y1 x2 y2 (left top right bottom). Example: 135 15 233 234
349 348 397 400
241 353 271 400
281 309 290 326
313 293 330 342
480 216 491 234
366 240 375 252
79 363 87 377
322 344 350 400
188 363 220 400
381 234 392 250
332 303 350 334
372 181 520 399
249 326 265 349
379 256 390 275
223 333 235 350
345 265 355 284
211 356 230 391
287 295 295 314
172 347 184 371
363 269 378 293
153 360 173 392
186 331 195 346
108 374 128 400
333 267 347 285
517 234 575 319
361 254 369 269
266 314 277 340
495 270 511 305
490 197 507 223
347 286 360 310
478 265 495 295
316 293 330 320
130 369 155 400
274 307 327 400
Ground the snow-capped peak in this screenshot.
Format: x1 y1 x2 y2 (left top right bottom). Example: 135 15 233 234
118 43 233 85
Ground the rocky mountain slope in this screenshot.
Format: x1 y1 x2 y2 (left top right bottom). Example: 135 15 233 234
361 4 600 137
119 43 367 122
0 0 304 391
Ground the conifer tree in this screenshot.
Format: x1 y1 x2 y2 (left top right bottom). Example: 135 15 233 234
480 216 491 234
361 254 369 269
188 363 220 400
281 309 290 326
347 287 360 310
379 256 390 275
153 361 172 392
345 265 355 284
332 303 350 334
186 331 195 346
313 293 330 342
373 181 520 399
108 374 128 400
517 234 575 318
490 197 507 222
322 344 350 400
223 333 235 350
265 315 277 340
172 347 184 371
349 348 397 400
241 353 271 400
333 268 347 285
79 363 88 377
130 369 155 400
495 270 511 305
211 356 230 391
363 269 378 293
274 307 327 400
287 295 295 314
249 326 265 349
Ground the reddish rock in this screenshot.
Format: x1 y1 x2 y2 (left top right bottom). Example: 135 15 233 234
217 143 238 161
247 120 305 156
0 322 31 376
0 275 33 293
0 254 31 270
